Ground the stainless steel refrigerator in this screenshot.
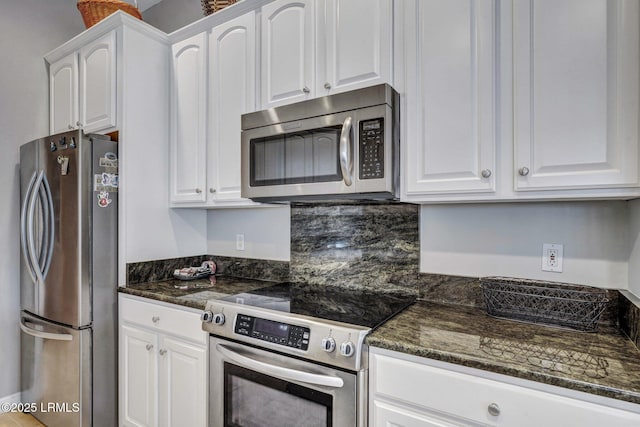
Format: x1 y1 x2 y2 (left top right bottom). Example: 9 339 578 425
19 130 118 427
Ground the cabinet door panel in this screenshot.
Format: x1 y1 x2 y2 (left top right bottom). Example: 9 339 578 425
50 53 78 135
372 400 477 427
159 336 207 427
404 0 496 196
170 33 208 203
261 0 315 108
323 0 392 94
514 0 640 190
209 12 256 202
79 31 116 133
120 324 157 427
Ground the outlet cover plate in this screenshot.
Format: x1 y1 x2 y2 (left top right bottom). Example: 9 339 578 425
542 243 563 272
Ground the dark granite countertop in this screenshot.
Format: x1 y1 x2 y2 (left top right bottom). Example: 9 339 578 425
118 276 278 310
367 300 640 405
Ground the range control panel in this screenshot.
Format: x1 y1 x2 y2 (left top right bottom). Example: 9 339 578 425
359 118 385 180
235 314 310 351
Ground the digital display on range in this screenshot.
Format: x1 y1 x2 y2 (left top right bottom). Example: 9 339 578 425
253 318 289 338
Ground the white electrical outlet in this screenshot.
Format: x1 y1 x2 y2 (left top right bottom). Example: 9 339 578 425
236 234 245 251
542 243 563 272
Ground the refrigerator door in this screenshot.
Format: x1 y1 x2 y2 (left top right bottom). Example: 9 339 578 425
20 311 91 427
20 130 114 328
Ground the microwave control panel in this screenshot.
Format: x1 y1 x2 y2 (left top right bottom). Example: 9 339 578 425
359 118 385 180
235 314 310 351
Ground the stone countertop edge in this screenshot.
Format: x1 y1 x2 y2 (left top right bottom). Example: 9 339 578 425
366 300 640 406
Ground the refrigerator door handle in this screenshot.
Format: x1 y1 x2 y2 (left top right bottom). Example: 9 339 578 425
40 173 55 278
20 318 73 341
26 171 46 287
20 171 38 284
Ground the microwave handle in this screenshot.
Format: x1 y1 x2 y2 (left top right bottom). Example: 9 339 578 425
339 116 354 186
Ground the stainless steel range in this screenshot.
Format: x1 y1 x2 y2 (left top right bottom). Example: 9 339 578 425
202 282 414 427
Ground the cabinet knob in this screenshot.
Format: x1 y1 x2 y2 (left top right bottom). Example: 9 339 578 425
324 82 332 90
195 188 202 194
518 166 530 176
145 344 153 351
481 169 492 178
159 349 167 356
209 188 216 193
68 125 74 130
487 403 501 417
302 86 310 94
152 316 160 323
76 121 83 127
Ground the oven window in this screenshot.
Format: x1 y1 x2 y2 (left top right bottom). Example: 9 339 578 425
250 126 342 187
224 363 332 427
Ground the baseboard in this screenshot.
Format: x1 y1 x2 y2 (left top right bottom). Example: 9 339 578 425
0 393 21 413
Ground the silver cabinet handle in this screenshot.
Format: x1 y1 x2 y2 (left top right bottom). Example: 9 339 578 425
339 116 354 187
518 167 530 176
324 82 331 90
68 125 74 130
146 344 153 351
302 86 310 94
195 188 202 194
488 403 501 416
481 169 492 178
209 188 216 193
76 121 83 127
217 344 344 388
152 316 160 323
159 349 167 356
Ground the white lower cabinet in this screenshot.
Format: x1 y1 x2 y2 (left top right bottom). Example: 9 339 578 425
119 294 208 427
369 348 640 427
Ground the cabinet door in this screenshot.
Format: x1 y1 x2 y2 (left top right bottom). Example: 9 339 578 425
371 400 477 427
158 336 207 427
49 52 78 135
513 0 640 190
208 12 256 203
321 0 392 95
261 0 315 108
79 31 117 133
404 0 496 197
120 324 158 427
170 32 208 203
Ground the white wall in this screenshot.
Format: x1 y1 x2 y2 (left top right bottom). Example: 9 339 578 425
207 207 290 260
142 0 204 33
0 0 86 401
627 199 640 295
421 201 630 289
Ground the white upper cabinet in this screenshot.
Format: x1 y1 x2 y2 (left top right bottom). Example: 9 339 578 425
261 0 315 108
208 12 257 203
513 0 640 191
48 30 116 135
170 32 208 204
49 52 78 134
261 0 393 108
321 0 392 95
403 0 496 196
79 31 117 133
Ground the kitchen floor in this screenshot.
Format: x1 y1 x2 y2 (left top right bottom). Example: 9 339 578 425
0 412 44 427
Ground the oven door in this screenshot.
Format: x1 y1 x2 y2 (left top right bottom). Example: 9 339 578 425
241 105 392 201
210 336 361 427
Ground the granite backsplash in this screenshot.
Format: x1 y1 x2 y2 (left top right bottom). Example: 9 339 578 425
126 201 640 348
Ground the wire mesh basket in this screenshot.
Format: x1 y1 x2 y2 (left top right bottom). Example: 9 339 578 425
479 277 609 332
201 0 238 16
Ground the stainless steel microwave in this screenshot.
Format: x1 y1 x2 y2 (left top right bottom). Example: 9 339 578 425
241 84 399 202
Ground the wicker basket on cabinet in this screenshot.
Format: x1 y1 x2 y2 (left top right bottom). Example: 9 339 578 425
201 0 238 16
77 0 142 28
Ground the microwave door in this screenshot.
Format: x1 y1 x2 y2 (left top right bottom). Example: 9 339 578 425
241 111 357 200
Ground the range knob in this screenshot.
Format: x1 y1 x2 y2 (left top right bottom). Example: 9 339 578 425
212 313 226 325
340 341 355 357
321 337 336 353
201 311 214 323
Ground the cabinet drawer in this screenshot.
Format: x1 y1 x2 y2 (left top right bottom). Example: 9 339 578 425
119 295 206 345
371 353 640 427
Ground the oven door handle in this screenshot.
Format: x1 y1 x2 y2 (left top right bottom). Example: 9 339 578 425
216 344 345 388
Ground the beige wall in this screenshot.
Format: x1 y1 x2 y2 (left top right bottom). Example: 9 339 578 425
0 0 86 401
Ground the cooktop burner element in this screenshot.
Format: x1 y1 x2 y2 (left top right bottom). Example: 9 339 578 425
203 282 415 371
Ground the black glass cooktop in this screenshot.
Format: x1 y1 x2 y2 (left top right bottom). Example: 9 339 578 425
219 282 415 329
